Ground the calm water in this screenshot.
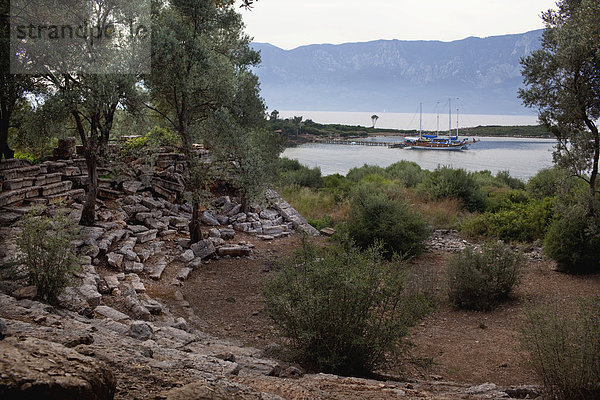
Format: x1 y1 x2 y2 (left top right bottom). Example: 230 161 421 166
282 136 556 180
277 110 540 131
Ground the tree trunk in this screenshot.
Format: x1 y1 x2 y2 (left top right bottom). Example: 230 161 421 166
0 117 14 160
189 198 203 243
80 148 98 226
585 119 599 216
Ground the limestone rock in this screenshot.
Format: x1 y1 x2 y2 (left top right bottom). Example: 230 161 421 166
127 321 154 341
12 286 37 300
180 249 195 263
191 239 216 260
106 252 123 269
159 378 283 400
217 245 252 257
201 210 220 226
0 336 116 400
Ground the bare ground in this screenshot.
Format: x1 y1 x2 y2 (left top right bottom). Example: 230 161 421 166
149 232 600 388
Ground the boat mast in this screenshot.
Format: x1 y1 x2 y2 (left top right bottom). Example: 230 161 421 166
456 107 459 137
448 98 451 136
419 102 422 139
436 101 440 134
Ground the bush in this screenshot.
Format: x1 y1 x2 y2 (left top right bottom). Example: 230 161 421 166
307 215 334 230
462 197 554 242
527 167 571 199
346 183 429 257
122 125 180 157
447 242 524 311
521 298 600 400
17 208 80 305
346 164 386 182
278 158 323 188
264 240 432 375
543 201 600 273
418 167 485 211
385 161 428 188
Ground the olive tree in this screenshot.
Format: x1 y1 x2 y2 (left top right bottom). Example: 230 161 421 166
519 0 600 214
148 0 272 242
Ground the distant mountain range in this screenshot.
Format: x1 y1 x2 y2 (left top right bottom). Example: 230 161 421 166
251 30 543 116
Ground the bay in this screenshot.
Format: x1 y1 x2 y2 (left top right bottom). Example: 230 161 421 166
282 136 556 180
276 110 540 131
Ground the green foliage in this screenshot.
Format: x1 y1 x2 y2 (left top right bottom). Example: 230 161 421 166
446 242 524 311
522 297 600 400
346 164 386 182
543 200 600 273
526 167 571 200
322 173 353 202
519 0 600 207
418 166 485 211
16 208 80 305
264 240 432 375
495 170 526 190
278 157 323 188
462 198 554 242
122 125 180 156
346 183 429 257
307 215 334 231
462 189 555 242
385 161 427 187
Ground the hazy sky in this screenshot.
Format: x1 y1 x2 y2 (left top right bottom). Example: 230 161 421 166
240 0 558 49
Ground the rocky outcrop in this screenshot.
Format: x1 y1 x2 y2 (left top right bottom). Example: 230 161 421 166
0 336 116 400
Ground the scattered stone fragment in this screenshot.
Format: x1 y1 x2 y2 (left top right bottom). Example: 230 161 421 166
191 239 216 259
180 249 195 263
175 267 193 281
78 284 102 307
219 228 235 240
217 245 252 257
12 285 37 300
94 305 130 322
320 227 336 236
150 258 168 280
127 321 154 341
106 252 124 269
201 210 220 226
136 229 158 243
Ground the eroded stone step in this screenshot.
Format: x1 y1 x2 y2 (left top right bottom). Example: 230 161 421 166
41 180 73 196
0 166 41 181
0 158 31 171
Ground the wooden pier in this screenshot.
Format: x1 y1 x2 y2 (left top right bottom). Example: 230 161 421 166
313 139 408 148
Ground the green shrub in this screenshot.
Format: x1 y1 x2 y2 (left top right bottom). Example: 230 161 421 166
522 298 600 400
462 197 554 242
544 201 600 273
17 208 80 305
322 173 353 202
346 183 429 257
385 160 427 187
494 170 526 190
418 167 485 211
527 167 571 199
264 240 432 376
278 158 323 188
122 125 180 156
447 242 524 311
346 164 386 182
307 215 334 230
